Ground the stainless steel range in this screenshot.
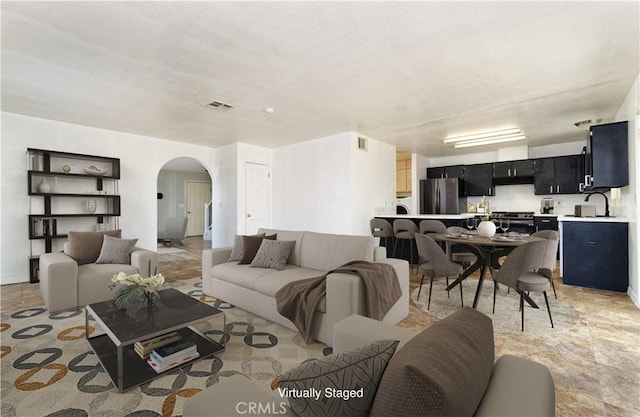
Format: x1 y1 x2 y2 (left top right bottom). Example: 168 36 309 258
490 211 535 234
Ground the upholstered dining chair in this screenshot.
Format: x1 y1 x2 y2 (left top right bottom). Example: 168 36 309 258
446 226 477 268
531 230 560 299
491 240 553 331
393 219 419 272
415 233 464 310
370 218 394 257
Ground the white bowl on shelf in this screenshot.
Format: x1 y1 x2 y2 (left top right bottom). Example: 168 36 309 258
84 166 107 176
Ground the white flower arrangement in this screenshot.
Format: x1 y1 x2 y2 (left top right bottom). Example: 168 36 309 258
109 272 165 308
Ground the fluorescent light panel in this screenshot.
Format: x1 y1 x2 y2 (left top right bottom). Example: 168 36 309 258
444 128 521 144
453 135 526 148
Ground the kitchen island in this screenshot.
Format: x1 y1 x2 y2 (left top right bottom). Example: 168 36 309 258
559 216 629 292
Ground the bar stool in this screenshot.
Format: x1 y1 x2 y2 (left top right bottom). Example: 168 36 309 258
393 219 419 272
370 218 394 257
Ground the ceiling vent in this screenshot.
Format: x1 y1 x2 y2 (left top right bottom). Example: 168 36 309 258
206 100 234 111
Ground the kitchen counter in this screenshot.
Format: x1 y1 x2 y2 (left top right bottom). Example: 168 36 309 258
558 216 629 223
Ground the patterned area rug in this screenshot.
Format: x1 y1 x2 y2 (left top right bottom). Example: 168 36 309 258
0 278 330 417
411 277 581 335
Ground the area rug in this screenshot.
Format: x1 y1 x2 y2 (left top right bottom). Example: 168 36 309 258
0 278 330 417
411 277 581 335
156 246 187 255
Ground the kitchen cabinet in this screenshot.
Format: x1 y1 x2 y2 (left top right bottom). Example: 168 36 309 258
535 216 559 259
585 121 628 189
533 155 584 195
427 165 464 179
27 148 121 282
562 221 628 292
464 163 494 196
493 160 533 181
396 158 412 194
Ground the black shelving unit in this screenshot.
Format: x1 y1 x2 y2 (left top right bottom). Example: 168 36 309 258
27 148 121 283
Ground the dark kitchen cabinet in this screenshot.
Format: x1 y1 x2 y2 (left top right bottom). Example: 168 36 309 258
533 155 584 195
535 215 559 259
493 160 533 180
562 221 628 292
585 121 629 189
426 165 465 179
464 163 494 196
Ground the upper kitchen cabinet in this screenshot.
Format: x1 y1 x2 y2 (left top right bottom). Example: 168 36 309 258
464 163 494 196
426 165 464 179
585 121 628 189
492 160 533 183
396 156 412 195
533 155 584 195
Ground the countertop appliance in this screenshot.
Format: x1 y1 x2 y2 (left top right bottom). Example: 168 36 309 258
540 198 554 214
489 211 535 234
419 178 466 214
574 204 596 217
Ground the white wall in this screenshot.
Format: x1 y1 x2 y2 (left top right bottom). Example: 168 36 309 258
351 134 396 235
412 153 430 214
210 143 238 248
272 132 396 235
0 112 217 284
614 74 639 306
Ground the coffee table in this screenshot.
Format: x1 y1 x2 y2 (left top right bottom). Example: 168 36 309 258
85 288 225 392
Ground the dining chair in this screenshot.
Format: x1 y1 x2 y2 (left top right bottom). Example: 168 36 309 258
370 218 394 257
415 233 464 310
446 226 477 267
393 219 419 272
531 230 560 299
491 240 553 331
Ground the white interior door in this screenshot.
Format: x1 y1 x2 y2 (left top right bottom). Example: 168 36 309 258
186 181 211 236
245 162 271 235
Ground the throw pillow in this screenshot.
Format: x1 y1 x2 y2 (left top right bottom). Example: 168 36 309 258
274 339 399 417
239 234 276 264
227 233 265 262
66 230 122 265
250 240 296 270
369 307 495 417
95 235 138 264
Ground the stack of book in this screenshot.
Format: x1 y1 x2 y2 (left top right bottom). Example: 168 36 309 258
134 332 181 359
147 339 199 373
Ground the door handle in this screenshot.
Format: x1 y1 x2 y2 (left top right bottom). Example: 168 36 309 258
508 168 511 176
579 183 585 192
247 213 252 218
514 168 517 176
550 186 553 193
556 185 560 193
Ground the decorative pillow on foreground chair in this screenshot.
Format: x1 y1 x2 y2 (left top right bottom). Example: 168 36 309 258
39 229 158 313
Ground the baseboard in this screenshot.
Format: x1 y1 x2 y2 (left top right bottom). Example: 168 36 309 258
0 275 31 286
628 286 640 308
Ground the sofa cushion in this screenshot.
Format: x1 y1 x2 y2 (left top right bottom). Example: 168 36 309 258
300 231 375 271
239 234 277 264
258 229 305 267
369 307 495 417
95 235 138 264
251 240 296 270
66 230 122 265
275 339 399 417
228 233 265 262
211 262 281 290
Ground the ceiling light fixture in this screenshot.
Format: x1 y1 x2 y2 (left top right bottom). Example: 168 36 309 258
264 107 275 114
444 128 521 144
453 135 526 149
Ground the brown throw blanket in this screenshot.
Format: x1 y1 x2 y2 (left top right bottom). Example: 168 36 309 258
275 261 402 343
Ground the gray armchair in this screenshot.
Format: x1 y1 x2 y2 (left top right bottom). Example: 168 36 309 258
158 216 188 246
39 230 158 313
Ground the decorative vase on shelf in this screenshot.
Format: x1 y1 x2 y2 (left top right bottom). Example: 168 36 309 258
477 220 496 238
38 178 51 193
83 200 97 213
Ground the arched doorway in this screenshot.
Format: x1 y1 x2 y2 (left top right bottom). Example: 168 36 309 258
157 157 212 246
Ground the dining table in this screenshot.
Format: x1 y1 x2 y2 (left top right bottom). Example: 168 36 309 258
435 232 544 309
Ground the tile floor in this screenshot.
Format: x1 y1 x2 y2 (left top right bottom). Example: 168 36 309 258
1 237 638 416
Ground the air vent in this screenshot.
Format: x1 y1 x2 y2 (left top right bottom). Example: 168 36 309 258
357 136 368 151
206 100 234 111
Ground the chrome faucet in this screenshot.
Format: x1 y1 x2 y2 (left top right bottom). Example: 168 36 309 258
584 192 609 217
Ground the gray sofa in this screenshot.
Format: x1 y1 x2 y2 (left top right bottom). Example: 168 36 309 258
201 228 410 345
185 308 555 417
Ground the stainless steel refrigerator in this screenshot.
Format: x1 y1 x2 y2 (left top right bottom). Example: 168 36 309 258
420 178 467 214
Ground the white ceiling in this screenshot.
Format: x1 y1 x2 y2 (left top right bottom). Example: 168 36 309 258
1 1 638 157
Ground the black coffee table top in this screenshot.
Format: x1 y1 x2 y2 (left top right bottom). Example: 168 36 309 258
87 288 222 344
